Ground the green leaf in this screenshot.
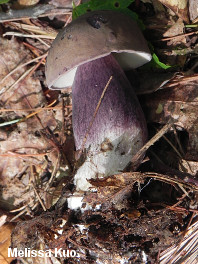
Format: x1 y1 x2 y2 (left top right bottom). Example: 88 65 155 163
72 0 134 19
0 0 10 4
140 53 172 70
72 0 145 29
152 53 171 69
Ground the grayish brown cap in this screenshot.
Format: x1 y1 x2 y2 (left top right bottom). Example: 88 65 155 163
45 10 152 89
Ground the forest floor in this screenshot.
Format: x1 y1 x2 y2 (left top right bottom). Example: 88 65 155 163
0 0 197 263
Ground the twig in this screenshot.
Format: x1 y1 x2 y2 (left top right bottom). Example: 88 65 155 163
162 134 183 158
0 65 34 96
0 105 71 112
173 126 185 156
10 207 29 222
4 56 46 104
142 172 198 191
167 206 198 213
20 99 56 121
10 204 27 213
130 121 173 170
0 152 50 157
3 32 56 40
161 31 198 41
0 53 47 85
23 41 45 56
34 36 50 48
44 153 60 190
32 185 47 211
7 21 57 37
0 4 72 23
166 74 198 87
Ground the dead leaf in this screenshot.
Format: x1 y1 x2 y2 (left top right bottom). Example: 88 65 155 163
11 212 55 250
83 173 144 209
121 209 141 220
163 18 186 46
180 159 198 175
189 0 198 21
0 223 15 264
0 215 7 227
141 77 198 160
18 0 39 6
132 71 175 95
158 0 189 23
0 38 57 132
0 37 60 210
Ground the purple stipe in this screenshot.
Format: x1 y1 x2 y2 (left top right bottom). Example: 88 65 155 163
72 54 147 156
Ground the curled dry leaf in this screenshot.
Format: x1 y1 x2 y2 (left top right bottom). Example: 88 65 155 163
158 0 189 23
84 173 144 210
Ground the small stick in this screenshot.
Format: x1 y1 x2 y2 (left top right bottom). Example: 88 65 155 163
0 66 34 96
0 152 49 157
142 172 198 191
161 31 198 41
4 56 46 104
131 121 173 170
0 105 71 112
32 185 47 211
3 32 56 40
166 74 198 87
0 4 72 23
0 53 47 85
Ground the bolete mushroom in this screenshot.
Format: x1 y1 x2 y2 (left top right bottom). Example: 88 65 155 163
46 10 152 191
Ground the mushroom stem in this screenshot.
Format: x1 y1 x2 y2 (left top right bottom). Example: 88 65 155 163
72 54 147 191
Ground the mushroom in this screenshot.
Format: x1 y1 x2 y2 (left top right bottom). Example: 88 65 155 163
45 10 152 192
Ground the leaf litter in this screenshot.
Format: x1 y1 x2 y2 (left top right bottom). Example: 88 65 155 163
0 0 197 263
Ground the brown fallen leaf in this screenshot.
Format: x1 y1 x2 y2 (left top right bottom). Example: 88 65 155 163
179 159 198 175
158 0 189 23
163 18 186 46
0 37 61 211
83 173 144 210
121 209 141 220
189 0 198 21
0 37 57 132
141 76 198 161
11 212 55 250
18 0 39 7
0 223 15 264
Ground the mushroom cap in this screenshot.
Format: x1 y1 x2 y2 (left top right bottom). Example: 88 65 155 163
45 10 152 89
